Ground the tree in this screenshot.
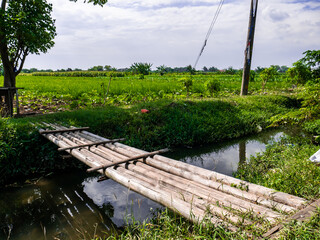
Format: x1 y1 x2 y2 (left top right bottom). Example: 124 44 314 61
254 66 265 74
186 65 195 75
260 66 277 92
156 65 168 76
104 65 112 71
88 65 104 71
286 61 312 85
0 0 56 88
208 66 219 72
130 62 152 75
300 50 320 79
270 65 281 72
0 0 108 115
279 65 289 73
225 66 237 75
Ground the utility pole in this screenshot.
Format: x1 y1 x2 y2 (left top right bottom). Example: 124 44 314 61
240 0 258 96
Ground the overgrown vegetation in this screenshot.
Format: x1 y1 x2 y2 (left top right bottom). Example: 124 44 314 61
235 136 320 200
0 95 298 185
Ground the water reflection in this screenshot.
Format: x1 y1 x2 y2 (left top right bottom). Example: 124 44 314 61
164 129 291 176
0 171 161 240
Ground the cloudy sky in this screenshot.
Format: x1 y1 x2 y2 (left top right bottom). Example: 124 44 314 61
24 0 320 70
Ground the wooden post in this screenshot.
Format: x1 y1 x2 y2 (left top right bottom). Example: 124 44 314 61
240 0 258 96
15 90 20 115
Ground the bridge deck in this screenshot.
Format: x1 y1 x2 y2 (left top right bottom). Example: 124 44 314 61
40 123 307 232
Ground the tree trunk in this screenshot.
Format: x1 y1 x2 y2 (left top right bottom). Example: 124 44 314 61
0 48 16 116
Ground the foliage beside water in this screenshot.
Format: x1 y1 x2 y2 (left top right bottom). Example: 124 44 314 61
0 119 82 185
235 136 320 200
98 207 320 240
0 95 297 185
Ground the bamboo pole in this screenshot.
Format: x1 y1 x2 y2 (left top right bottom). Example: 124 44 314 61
87 148 170 172
58 138 125 152
39 127 90 134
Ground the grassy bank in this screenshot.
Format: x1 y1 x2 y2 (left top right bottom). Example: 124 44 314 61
0 94 298 185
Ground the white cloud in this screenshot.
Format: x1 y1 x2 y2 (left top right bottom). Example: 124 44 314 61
24 0 320 70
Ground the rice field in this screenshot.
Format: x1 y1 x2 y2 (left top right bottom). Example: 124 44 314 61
1 73 292 114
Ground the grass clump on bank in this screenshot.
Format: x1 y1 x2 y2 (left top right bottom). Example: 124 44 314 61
235 136 320 200
105 209 238 240
99 207 320 240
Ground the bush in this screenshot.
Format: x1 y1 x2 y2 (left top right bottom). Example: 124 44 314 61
260 67 278 91
180 77 193 97
206 79 221 96
286 61 312 85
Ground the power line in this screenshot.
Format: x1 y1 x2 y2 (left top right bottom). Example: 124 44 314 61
193 0 225 69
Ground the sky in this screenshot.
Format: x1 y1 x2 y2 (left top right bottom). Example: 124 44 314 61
24 0 320 70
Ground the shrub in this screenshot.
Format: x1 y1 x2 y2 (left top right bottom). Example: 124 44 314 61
286 61 312 85
260 67 278 92
206 79 221 96
180 77 193 97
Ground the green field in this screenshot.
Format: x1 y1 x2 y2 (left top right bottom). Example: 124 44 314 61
0 73 291 113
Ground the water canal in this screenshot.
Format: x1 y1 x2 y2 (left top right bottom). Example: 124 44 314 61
0 128 301 239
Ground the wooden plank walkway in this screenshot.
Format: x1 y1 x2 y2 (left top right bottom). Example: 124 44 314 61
39 123 308 232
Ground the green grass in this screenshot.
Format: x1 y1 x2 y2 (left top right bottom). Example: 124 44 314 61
1 73 292 113
235 136 320 200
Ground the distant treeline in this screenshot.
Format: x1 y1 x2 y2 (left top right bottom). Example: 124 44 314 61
19 64 290 76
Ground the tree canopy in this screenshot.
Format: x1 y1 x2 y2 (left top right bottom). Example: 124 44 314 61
0 0 56 87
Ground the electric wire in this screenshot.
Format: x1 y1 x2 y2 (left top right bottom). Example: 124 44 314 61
193 0 225 69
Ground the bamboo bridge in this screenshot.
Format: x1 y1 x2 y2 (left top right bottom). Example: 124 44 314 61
39 124 312 235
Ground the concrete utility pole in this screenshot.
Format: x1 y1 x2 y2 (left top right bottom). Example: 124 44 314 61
240 0 258 96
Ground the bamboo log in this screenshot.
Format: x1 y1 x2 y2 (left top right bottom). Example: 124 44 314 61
87 148 170 172
117 166 248 225
39 127 90 134
58 138 125 152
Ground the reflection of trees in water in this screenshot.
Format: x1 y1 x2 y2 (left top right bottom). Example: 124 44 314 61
168 128 302 166
0 174 118 240
239 141 246 165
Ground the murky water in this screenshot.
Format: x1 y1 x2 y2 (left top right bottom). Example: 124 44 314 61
0 128 298 239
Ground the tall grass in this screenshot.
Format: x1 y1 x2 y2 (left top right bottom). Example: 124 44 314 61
13 73 290 97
